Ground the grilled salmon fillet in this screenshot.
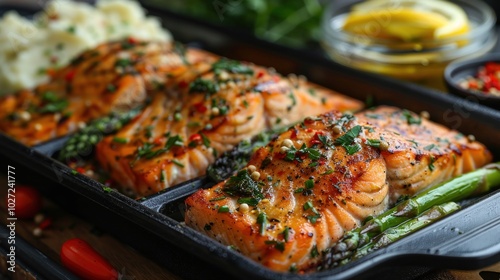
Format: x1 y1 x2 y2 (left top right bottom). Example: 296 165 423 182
95 60 362 196
185 106 492 272
0 40 217 146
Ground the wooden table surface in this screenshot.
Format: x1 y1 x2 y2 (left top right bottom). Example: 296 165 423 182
1 176 500 280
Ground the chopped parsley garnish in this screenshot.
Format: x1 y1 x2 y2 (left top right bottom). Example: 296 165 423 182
218 205 230 213
284 144 321 163
136 142 157 159
310 245 319 258
112 137 128 144
174 112 182 121
66 26 76 33
424 144 436 151
201 133 211 147
318 134 335 149
237 197 259 206
172 159 185 168
209 196 227 202
106 84 116 92
366 139 381 148
212 58 254 75
223 170 264 201
307 88 316 96
160 170 166 182
135 135 183 160
282 227 291 242
408 139 419 147
303 201 314 211
288 92 297 108
265 240 285 252
115 58 132 68
305 179 314 190
333 114 355 129
334 125 362 155
365 113 382 119
402 109 422 125
189 78 219 95
165 135 184 150
39 99 69 113
144 126 154 138
303 201 321 223
38 92 68 113
429 156 436 172
41 91 58 102
257 212 267 235
321 169 334 175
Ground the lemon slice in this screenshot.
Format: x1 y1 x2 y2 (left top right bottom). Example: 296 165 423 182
342 0 469 41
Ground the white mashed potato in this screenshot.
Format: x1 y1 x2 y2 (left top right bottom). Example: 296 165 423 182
0 0 172 95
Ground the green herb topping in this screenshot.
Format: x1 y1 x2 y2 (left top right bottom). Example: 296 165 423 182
257 212 267 235
402 109 422 125
265 240 285 252
223 170 264 201
213 58 254 75
334 125 362 155
189 78 219 95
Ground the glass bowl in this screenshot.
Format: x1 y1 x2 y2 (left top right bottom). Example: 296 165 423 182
444 53 500 109
321 0 497 90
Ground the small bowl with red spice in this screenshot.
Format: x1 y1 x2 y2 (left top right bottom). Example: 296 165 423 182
444 54 500 109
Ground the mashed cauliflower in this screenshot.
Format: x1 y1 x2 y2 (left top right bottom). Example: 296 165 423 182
0 0 172 95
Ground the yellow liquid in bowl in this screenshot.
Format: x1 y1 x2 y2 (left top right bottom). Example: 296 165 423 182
326 0 478 90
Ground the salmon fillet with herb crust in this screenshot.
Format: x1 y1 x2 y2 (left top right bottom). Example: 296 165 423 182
95 59 362 197
184 106 492 272
0 40 217 146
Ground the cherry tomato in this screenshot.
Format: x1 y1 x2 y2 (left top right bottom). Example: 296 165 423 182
61 238 118 280
5 186 42 219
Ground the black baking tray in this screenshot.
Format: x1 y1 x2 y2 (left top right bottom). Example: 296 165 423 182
1 1 500 279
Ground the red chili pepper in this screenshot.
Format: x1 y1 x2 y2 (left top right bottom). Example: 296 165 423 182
290 129 298 139
464 61 500 95
310 132 324 145
65 69 76 82
193 102 207 113
189 133 202 143
153 136 164 146
485 62 500 73
76 167 86 174
61 238 118 280
178 80 188 88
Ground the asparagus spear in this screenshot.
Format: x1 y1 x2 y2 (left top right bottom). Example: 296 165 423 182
330 202 461 267
206 125 290 182
322 163 500 268
58 107 142 162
